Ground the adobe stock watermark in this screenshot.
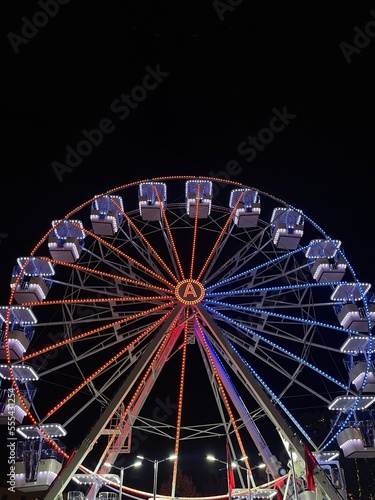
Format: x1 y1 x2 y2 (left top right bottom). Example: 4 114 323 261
339 10 375 63
212 0 243 22
7 387 17 493
209 104 297 196
7 0 71 55
51 64 170 183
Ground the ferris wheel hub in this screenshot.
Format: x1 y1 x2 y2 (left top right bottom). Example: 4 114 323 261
175 279 205 304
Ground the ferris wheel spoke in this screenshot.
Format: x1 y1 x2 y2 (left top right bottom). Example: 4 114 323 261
170 312 188 492
76 221 176 288
197 195 242 283
43 308 181 423
42 256 174 295
203 230 270 286
227 340 319 446
57 302 170 361
205 306 349 392
111 195 180 283
188 186 201 280
97 307 185 474
229 333 353 402
204 298 346 335
119 221 178 282
158 199 186 280
189 187 235 282
205 298 357 340
206 240 320 293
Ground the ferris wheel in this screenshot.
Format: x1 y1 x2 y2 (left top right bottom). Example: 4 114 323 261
1 176 375 500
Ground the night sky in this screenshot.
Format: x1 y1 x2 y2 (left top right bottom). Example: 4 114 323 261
2 2 375 497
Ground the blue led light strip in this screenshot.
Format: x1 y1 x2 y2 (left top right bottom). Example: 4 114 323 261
298 209 374 396
204 306 350 451
204 298 358 338
206 280 352 298
204 305 349 391
205 240 319 292
226 336 315 445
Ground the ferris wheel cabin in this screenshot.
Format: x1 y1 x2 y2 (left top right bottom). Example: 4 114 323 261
229 188 261 227
185 179 213 218
90 195 124 236
270 207 304 249
10 257 55 304
14 424 66 492
138 181 167 221
48 219 86 263
0 306 38 426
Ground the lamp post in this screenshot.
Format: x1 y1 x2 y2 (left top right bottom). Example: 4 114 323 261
233 461 266 500
207 454 235 499
104 460 142 498
137 454 176 500
207 455 266 500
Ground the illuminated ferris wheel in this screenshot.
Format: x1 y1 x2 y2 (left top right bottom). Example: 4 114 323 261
1 176 375 500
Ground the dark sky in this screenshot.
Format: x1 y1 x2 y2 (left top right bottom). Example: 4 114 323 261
1 2 375 287
1 1 375 496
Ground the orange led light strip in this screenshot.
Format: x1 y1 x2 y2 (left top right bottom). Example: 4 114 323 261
38 256 173 294
111 197 179 284
21 302 173 362
189 183 200 280
21 295 173 309
20 176 248 262
171 309 189 493
121 312 180 419
69 220 175 288
197 191 244 282
101 175 246 198
46 306 175 418
98 309 182 468
156 187 185 280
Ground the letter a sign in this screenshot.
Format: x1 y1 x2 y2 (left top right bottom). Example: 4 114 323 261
175 279 205 305
183 282 198 298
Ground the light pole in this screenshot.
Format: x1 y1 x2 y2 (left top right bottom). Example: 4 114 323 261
104 460 142 498
137 454 176 500
207 455 266 500
233 461 266 500
207 454 235 499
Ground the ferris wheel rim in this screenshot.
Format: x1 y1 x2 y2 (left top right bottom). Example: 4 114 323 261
3 175 373 497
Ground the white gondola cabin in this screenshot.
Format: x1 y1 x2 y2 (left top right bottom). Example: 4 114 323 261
15 425 66 492
331 283 375 331
270 208 304 249
90 195 124 236
48 220 86 263
10 257 54 304
185 180 212 219
138 182 166 221
229 188 260 228
305 239 347 283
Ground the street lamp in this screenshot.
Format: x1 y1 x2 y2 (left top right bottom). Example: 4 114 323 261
104 460 142 498
207 455 266 500
207 454 236 499
233 461 266 500
137 454 176 500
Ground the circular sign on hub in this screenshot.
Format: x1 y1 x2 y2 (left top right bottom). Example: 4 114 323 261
175 279 205 305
